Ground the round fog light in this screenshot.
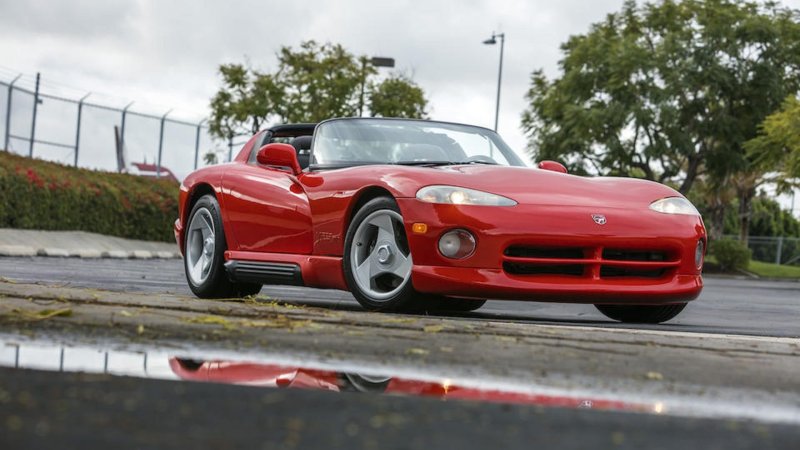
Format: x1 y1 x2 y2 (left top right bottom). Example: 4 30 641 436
695 240 705 270
438 229 476 259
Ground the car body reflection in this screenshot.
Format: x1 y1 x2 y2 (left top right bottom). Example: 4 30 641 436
169 358 659 414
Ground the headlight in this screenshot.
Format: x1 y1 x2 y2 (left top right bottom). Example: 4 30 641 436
416 185 517 206
649 197 700 216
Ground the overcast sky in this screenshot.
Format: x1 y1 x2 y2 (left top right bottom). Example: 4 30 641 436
0 0 798 214
0 0 635 170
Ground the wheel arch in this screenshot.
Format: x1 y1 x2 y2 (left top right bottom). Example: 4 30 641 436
178 183 217 253
185 183 216 220
344 186 395 237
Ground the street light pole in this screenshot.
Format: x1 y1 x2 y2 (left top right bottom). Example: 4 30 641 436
483 32 505 132
358 56 395 117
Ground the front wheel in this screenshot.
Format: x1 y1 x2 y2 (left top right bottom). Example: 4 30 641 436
343 197 424 312
594 303 687 324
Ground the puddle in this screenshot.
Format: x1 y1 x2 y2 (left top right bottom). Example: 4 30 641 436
0 337 655 415
1 336 797 424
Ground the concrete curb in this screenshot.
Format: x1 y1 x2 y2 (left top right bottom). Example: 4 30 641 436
0 245 180 260
0 229 182 260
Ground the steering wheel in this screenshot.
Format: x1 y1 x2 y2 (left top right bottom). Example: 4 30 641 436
464 155 498 164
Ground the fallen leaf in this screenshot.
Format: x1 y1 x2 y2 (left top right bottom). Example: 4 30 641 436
137 324 145 334
406 348 429 356
423 325 444 333
8 308 72 321
646 371 663 381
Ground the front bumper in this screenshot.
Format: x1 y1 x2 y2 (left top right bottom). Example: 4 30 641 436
412 266 702 304
397 198 705 305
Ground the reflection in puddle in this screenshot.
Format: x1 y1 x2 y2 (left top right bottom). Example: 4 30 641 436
169 358 657 413
0 338 659 415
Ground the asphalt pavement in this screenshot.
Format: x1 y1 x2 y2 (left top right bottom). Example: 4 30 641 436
0 256 797 337
1 255 799 449
3 367 798 450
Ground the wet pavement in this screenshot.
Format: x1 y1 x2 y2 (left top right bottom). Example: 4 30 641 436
1 335 799 449
4 365 798 450
1 256 799 448
0 256 798 337
0 338 659 415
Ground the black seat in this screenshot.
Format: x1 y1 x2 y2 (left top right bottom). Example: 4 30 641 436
291 136 313 169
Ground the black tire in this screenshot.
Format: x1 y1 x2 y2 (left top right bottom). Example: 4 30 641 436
184 195 261 298
174 358 205 371
343 196 426 312
339 373 391 393
594 303 687 324
437 298 487 312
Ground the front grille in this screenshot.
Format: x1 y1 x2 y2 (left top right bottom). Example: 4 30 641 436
504 246 585 259
602 249 666 262
503 244 679 280
504 262 585 276
599 266 666 278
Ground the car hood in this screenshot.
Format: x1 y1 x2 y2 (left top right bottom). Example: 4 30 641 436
394 165 680 209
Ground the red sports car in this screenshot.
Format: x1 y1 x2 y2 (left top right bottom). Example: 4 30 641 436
175 118 705 323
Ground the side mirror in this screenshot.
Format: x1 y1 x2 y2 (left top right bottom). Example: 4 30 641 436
537 160 568 174
257 143 302 175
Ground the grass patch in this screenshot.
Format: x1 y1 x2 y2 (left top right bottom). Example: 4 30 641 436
747 260 800 279
705 256 800 279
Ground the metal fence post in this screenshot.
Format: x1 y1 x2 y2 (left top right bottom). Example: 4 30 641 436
74 92 90 167
775 236 784 265
3 74 22 151
228 133 233 162
119 101 134 155
28 72 41 157
194 118 206 170
156 109 172 178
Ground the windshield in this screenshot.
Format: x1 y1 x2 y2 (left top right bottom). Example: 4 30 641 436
311 118 525 168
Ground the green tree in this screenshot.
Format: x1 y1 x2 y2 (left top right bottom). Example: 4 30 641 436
369 74 428 119
746 95 800 192
208 64 284 140
521 0 800 239
277 41 369 122
209 41 429 140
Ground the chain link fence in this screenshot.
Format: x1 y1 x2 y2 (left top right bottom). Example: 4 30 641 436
0 71 249 180
722 235 800 266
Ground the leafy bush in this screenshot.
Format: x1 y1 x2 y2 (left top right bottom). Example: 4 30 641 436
0 151 178 242
710 239 752 272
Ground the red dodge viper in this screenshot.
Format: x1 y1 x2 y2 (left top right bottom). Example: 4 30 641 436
175 118 705 323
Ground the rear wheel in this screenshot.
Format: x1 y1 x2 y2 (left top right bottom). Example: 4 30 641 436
184 195 261 298
594 303 687 324
343 197 427 312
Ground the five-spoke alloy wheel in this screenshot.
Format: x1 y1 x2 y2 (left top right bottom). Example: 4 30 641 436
344 197 423 311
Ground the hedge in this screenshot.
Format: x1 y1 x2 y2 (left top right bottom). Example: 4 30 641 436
709 238 751 272
0 151 178 242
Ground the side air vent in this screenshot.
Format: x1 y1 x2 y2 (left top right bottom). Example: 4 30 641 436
224 261 303 286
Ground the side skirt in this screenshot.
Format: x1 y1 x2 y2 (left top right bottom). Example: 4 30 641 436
224 260 304 286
